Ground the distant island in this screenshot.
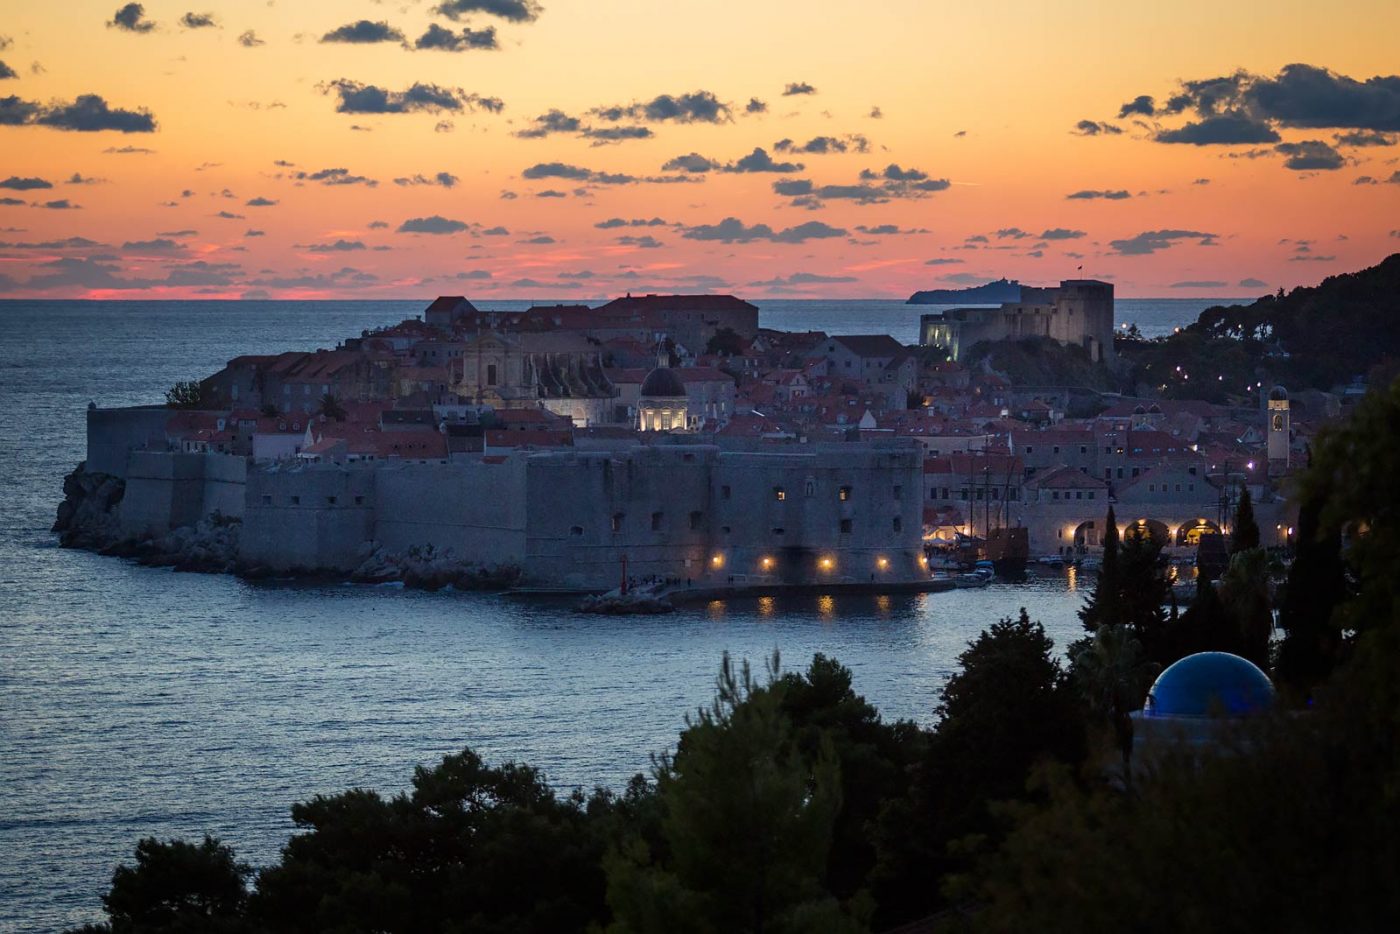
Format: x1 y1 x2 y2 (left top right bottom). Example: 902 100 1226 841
907 278 1023 305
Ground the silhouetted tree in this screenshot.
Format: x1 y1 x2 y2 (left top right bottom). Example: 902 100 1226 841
870 610 1084 926
704 327 745 357
163 381 204 410
1078 506 1119 632
1069 626 1157 789
605 652 863 933
1231 484 1259 553
1276 476 1348 699
65 835 254 934
316 394 347 421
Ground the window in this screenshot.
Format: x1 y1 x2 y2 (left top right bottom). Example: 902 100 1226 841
1025 445 1033 454
327 496 337 506
1149 483 1156 492
772 527 785 536
804 478 816 497
611 513 624 533
721 525 731 534
1088 491 1095 500
354 496 364 506
486 364 498 386
839 485 852 502
721 484 731 499
651 511 663 531
1080 445 1088 454
290 495 300 506
570 525 584 536
893 517 902 532
893 485 903 500
840 519 853 533
774 487 786 501
689 511 702 531
1052 491 1060 500
261 494 272 506
1053 445 1060 455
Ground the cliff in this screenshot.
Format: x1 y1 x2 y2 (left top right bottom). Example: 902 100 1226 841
907 278 1023 305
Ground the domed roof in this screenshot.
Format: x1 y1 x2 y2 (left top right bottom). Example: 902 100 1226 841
1269 385 1288 401
1133 403 1147 415
640 366 686 398
1145 652 1275 718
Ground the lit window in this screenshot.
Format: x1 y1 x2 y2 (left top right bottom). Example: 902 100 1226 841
839 485 852 502
774 487 786 501
611 513 624 533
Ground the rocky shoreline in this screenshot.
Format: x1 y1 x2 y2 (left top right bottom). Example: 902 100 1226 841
52 462 520 591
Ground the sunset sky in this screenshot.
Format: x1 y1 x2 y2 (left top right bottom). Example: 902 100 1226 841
1 0 1397 300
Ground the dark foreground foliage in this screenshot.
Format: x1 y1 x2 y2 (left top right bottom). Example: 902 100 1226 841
72 378 1400 933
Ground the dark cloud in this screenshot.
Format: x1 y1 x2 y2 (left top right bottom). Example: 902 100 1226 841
535 189 566 197
434 0 542 23
1244 64 1400 131
237 30 264 47
1066 188 1131 200
726 147 803 173
1194 177 1211 184
595 217 667 229
661 153 717 173
122 238 185 253
305 240 366 252
854 224 931 235
110 4 155 33
0 236 103 249
616 235 663 248
1073 120 1122 136
322 21 405 44
869 106 883 119
0 196 24 205
1156 113 1280 145
246 267 378 290
773 134 870 154
1170 280 1227 289
746 97 768 114
435 120 454 133
67 173 105 185
748 272 857 287
393 172 459 188
1289 254 1336 262
0 176 52 190
0 60 16 80
592 91 728 124
323 79 503 115
480 225 510 235
456 270 493 279
157 228 197 236
1335 130 1394 146
398 215 470 234
214 210 244 219
514 109 581 139
681 217 846 244
1275 139 1344 170
783 82 816 96
1109 229 1217 255
520 162 682 186
38 199 80 209
774 166 949 205
582 125 652 142
1239 277 1269 288
244 229 265 236
519 235 556 244
1117 95 1156 117
245 196 277 206
415 23 498 51
180 12 217 29
1039 228 1086 240
367 221 389 229
924 258 963 266
3 94 158 132
996 228 1030 239
293 167 377 187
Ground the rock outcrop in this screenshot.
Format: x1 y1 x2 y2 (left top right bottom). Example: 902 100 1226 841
52 462 125 550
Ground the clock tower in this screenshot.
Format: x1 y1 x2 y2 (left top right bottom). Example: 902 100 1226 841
1267 385 1290 467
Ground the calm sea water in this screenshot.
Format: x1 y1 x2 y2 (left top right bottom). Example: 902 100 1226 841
0 297 1217 931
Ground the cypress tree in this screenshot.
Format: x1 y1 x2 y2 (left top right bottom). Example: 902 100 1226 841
1079 506 1119 632
1276 479 1348 698
1232 484 1260 553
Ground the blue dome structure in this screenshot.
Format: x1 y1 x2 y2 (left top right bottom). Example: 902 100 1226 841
1144 652 1275 718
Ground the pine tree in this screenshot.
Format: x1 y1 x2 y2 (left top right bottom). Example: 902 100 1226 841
1232 484 1260 553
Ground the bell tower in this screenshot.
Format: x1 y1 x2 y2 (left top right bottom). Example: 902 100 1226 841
1267 385 1290 467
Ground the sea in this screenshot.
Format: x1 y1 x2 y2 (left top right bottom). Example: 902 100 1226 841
0 297 1221 930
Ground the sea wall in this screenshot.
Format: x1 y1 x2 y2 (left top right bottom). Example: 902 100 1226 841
86 406 171 478
120 451 247 537
241 465 376 571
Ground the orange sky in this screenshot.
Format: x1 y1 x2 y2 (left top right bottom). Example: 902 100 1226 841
1 0 1397 299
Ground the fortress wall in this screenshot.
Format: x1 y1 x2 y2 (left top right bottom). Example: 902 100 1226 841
522 444 927 589
87 406 171 478
242 467 376 571
119 451 247 537
372 459 529 564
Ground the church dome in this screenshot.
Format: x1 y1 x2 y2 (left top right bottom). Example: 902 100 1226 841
640 366 686 398
1269 385 1288 401
1144 652 1275 718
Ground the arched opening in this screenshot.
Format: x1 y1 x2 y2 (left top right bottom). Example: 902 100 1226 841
1072 520 1098 554
1127 518 1170 547
1175 517 1222 547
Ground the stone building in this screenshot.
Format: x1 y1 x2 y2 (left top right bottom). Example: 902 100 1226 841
920 279 1115 363
450 331 617 427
